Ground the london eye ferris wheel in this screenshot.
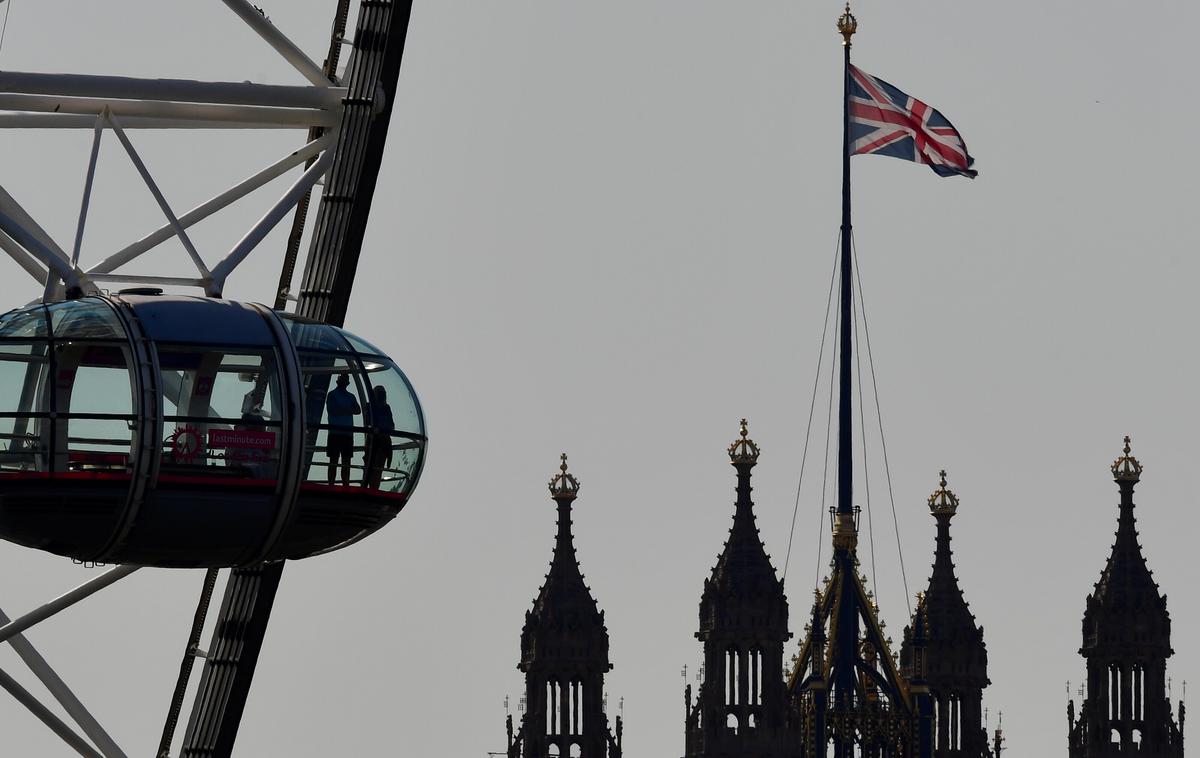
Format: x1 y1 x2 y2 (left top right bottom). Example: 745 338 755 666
0 2 424 755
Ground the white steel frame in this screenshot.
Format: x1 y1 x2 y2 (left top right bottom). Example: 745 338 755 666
0 565 141 758
0 3 342 755
0 0 346 300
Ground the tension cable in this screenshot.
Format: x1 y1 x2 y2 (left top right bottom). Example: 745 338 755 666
852 234 911 615
782 234 840 585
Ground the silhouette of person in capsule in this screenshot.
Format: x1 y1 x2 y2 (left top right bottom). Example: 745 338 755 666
364 385 394 489
325 373 360 486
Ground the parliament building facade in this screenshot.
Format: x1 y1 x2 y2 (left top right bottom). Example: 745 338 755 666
504 431 1186 758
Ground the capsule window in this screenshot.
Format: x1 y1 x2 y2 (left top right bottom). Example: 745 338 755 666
53 343 134 415
282 319 354 354
156 347 283 482
278 312 425 499
340 331 385 356
0 300 137 476
0 307 49 339
359 360 422 494
298 355 369 488
52 342 136 474
0 341 50 472
47 299 126 340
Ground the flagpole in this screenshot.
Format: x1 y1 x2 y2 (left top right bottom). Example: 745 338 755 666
831 3 862 734
831 7 865 745
836 4 857 524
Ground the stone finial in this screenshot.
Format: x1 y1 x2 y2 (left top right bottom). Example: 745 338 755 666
912 592 930 639
727 418 761 466
928 469 960 517
548 453 580 500
1111 436 1142 483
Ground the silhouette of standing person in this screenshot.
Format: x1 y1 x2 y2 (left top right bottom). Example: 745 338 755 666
325 373 360 486
364 385 394 489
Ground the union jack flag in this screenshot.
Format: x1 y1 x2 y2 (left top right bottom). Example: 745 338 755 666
849 64 976 178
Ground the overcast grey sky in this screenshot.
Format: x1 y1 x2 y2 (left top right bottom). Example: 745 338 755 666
0 1 1196 756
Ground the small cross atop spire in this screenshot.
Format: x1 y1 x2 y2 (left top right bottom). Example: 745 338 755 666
728 418 761 465
548 452 581 500
928 469 960 516
1111 435 1143 483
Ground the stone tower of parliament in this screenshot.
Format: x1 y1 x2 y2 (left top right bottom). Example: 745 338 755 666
506 456 623 758
503 432 1186 757
1068 440 1186 757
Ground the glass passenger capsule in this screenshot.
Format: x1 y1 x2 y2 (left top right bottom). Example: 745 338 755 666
0 294 426 567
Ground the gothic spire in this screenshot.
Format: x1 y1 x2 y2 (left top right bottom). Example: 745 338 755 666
905 470 988 689
1082 436 1171 657
698 420 787 640
1069 437 1183 758
513 455 620 758
687 421 792 758
901 472 991 758
521 454 609 671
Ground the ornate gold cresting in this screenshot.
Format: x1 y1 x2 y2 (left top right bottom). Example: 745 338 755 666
548 452 581 499
910 591 930 686
1111 435 1142 483
728 418 761 465
832 510 858 551
928 469 960 516
837 3 858 46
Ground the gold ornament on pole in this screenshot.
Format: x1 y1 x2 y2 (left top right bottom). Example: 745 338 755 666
837 3 858 47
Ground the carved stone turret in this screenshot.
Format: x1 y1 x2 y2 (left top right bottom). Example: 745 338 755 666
901 471 992 757
1068 438 1184 758
686 421 793 758
509 455 621 758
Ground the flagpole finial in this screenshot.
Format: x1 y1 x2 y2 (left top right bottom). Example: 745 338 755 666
837 3 858 46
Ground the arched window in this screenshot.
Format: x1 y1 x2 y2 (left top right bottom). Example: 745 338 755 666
547 744 561 758
546 680 564 735
569 745 582 758
574 679 584 734
750 648 763 706
933 697 941 749
950 694 960 750
1109 664 1120 721
1133 664 1144 721
565 679 582 735
726 712 739 734
725 648 740 706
